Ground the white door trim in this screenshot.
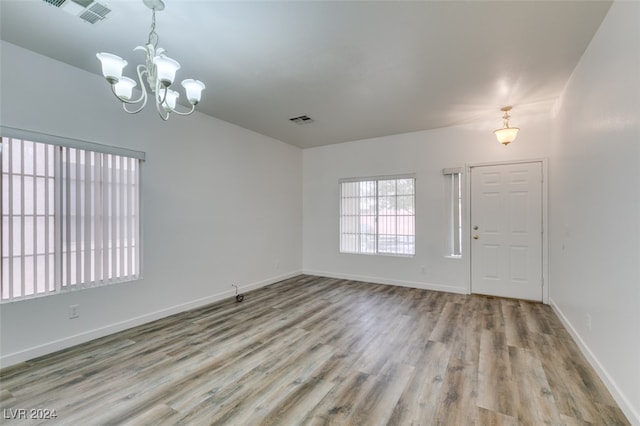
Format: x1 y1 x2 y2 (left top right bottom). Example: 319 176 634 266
464 158 549 304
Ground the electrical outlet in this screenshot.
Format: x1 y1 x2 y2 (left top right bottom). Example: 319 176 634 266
421 265 426 274
69 304 79 319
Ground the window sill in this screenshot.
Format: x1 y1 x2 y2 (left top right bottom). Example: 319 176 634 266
444 255 463 260
340 251 415 258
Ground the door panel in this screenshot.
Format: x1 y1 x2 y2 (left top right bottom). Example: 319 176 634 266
471 162 543 301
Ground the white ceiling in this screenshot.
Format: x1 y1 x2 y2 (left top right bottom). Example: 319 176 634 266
0 0 612 148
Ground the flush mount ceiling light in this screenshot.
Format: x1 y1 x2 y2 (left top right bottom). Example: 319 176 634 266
493 106 519 146
96 0 205 121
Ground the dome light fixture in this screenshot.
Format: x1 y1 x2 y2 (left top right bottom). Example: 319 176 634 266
493 106 519 146
96 0 205 121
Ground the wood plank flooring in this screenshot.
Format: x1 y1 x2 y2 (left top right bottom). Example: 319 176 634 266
0 275 630 425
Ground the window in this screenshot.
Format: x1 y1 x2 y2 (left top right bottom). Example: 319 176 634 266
443 168 463 257
340 175 415 256
1 131 144 302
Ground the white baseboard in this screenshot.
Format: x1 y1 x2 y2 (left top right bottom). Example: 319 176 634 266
549 298 640 426
0 270 302 369
302 269 468 295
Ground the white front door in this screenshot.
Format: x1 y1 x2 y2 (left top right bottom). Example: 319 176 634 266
470 162 543 301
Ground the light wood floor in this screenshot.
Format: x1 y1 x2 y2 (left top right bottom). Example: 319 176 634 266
0 275 629 425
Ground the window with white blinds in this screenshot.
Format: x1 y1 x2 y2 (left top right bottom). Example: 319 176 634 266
340 175 415 256
443 168 463 257
1 134 143 302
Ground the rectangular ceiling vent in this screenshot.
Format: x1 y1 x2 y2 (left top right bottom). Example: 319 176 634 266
289 115 314 125
43 0 111 24
43 0 66 7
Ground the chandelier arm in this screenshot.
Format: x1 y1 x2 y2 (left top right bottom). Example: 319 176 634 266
157 108 170 121
154 81 196 117
170 103 196 116
154 79 171 120
157 84 169 106
110 65 149 109
125 64 149 111
121 89 147 114
110 84 146 115
122 102 143 115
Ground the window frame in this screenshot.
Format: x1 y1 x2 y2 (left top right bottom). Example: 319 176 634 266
1 126 145 303
339 174 416 257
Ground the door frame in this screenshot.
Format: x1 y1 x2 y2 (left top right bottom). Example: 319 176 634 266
465 158 549 304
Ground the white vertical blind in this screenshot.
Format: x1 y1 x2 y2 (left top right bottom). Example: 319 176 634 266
2 139 57 299
1 136 142 302
443 168 463 257
452 172 462 256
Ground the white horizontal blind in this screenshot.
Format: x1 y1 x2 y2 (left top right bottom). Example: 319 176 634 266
340 175 415 256
1 136 141 302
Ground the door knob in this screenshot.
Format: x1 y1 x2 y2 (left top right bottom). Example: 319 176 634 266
473 235 479 240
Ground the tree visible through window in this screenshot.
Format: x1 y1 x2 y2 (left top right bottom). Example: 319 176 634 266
340 176 415 256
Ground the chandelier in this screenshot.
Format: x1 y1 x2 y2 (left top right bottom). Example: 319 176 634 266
96 0 205 121
493 106 519 146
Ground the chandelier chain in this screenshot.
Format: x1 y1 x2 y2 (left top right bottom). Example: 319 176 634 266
147 8 159 48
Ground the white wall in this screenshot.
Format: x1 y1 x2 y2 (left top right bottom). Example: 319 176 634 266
303 117 550 293
2 1 638 420
549 1 640 423
0 41 303 366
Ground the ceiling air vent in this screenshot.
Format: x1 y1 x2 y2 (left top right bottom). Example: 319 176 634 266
42 0 111 24
289 115 314 125
43 0 66 7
